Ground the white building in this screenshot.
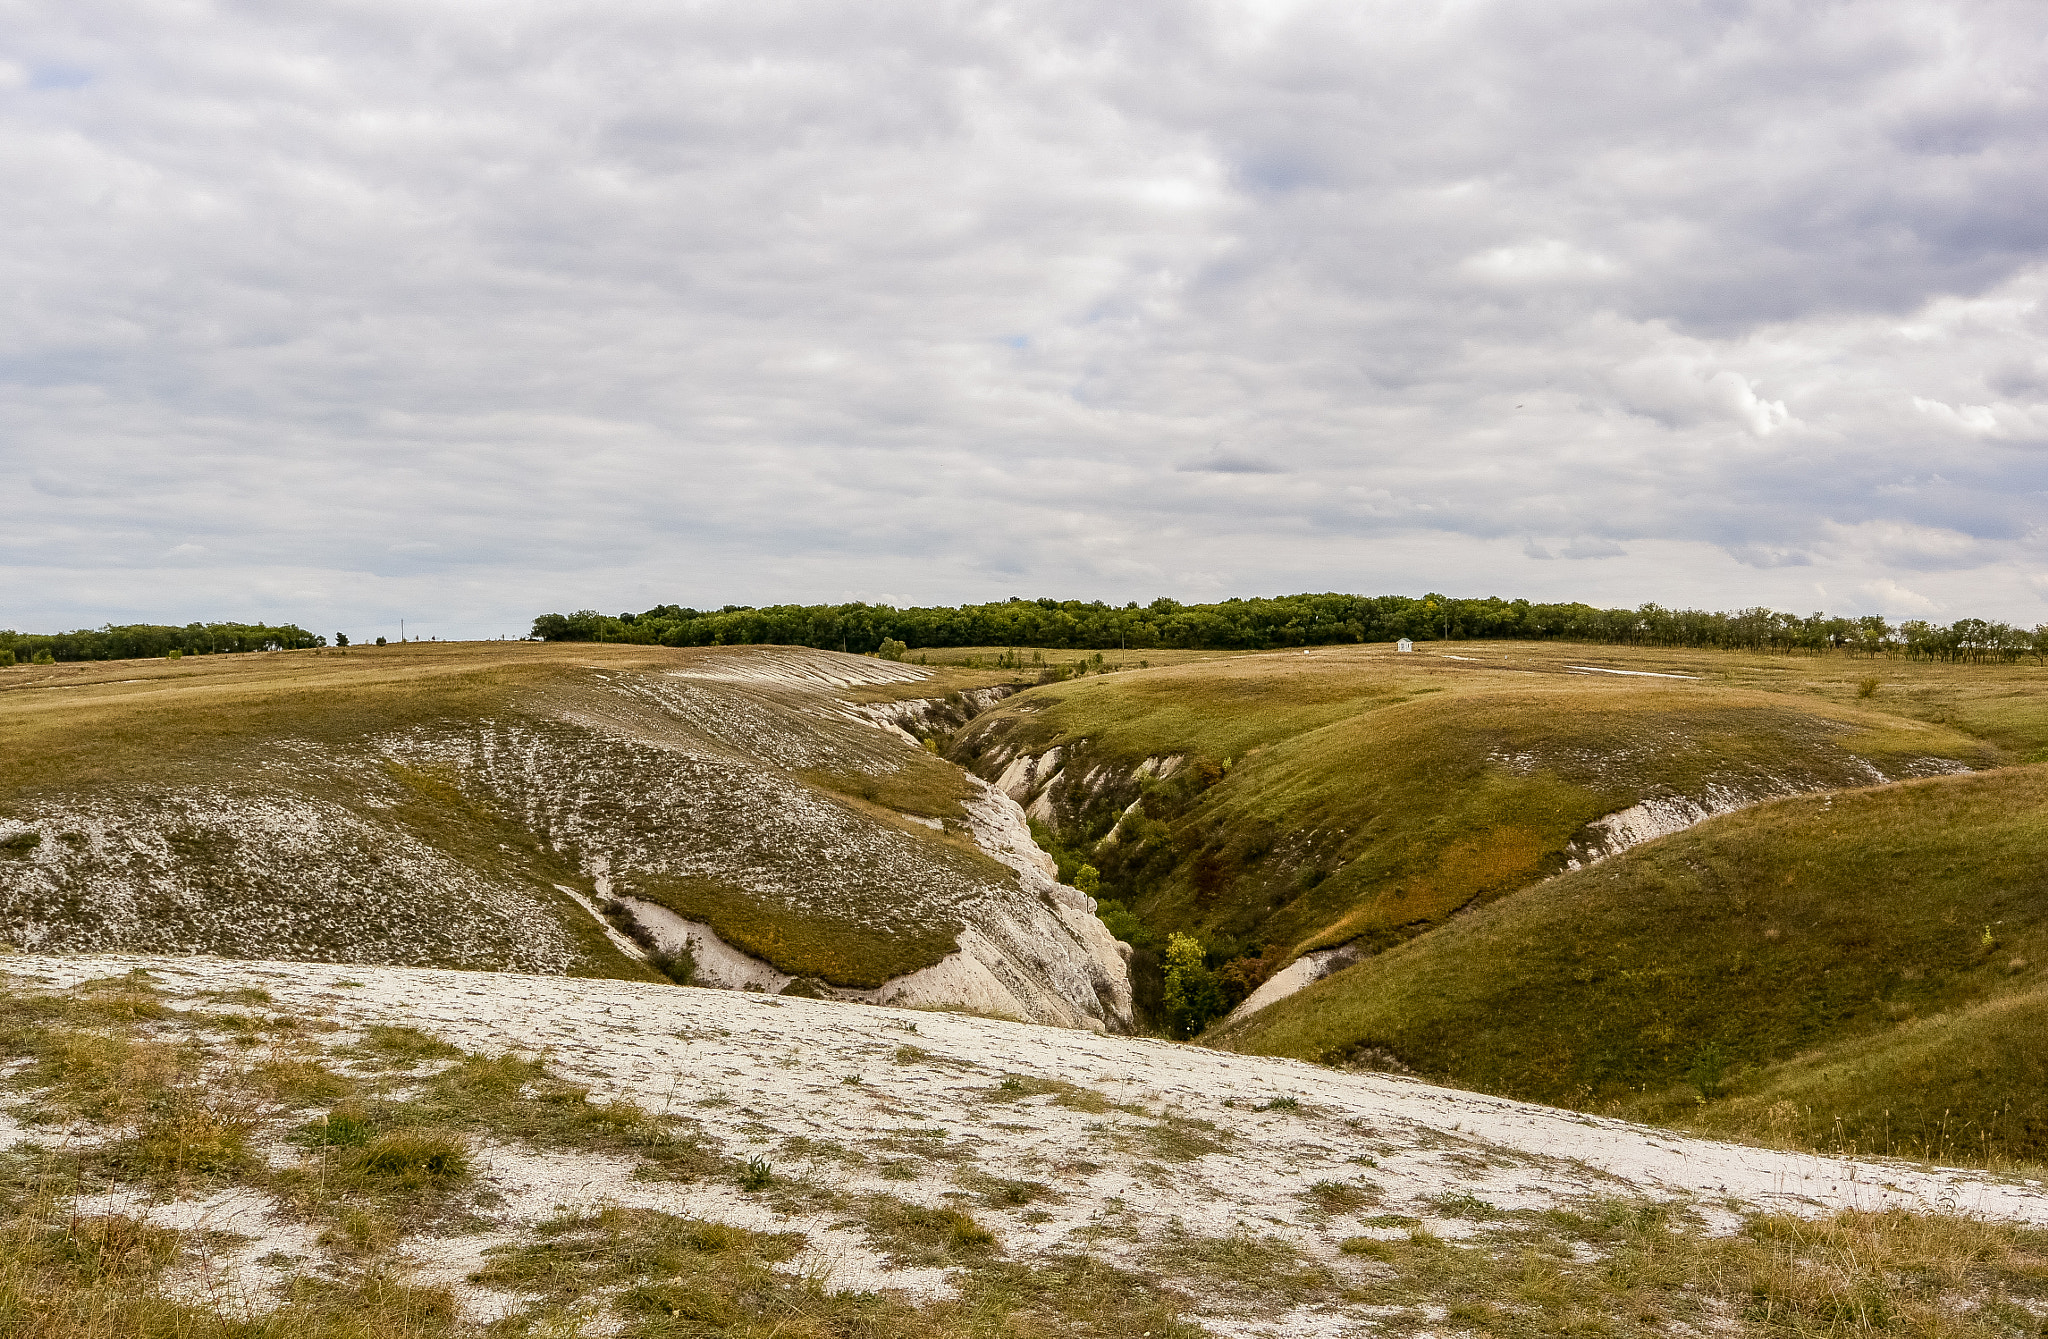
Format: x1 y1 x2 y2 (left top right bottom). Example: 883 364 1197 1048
1396 638 1414 652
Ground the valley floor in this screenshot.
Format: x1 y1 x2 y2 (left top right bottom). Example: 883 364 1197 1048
6 953 2048 1337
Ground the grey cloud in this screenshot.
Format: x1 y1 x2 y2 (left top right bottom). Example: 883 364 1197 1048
2 0 2048 636
1177 453 1286 475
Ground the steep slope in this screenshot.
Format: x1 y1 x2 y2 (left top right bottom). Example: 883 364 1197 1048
6 954 2046 1339
951 644 1988 1004
0 643 1129 1030
1214 765 2048 1162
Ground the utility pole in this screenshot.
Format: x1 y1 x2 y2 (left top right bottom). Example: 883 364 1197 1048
401 619 406 643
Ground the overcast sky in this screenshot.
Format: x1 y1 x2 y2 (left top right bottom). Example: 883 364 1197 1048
6 1 2048 640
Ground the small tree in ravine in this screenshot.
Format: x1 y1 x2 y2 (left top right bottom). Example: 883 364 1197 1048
1072 864 1101 897
1163 932 1224 1039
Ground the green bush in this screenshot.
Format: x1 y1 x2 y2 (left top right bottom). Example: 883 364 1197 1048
1095 898 1155 950
1164 932 1225 1038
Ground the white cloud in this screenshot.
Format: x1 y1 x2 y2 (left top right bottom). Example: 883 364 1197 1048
1462 239 1622 285
1860 578 1939 616
1612 359 1793 436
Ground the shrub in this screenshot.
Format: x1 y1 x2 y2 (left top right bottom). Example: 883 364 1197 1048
1095 898 1155 950
648 947 696 985
877 638 908 661
1163 932 1225 1038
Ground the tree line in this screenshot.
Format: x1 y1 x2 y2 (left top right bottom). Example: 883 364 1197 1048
0 621 325 665
531 595 2048 662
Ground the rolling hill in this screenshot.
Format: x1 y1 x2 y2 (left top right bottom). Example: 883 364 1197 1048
947 642 1991 971
1212 764 2048 1162
0 642 1132 1031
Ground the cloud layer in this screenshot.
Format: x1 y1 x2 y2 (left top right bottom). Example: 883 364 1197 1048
5 0 2047 639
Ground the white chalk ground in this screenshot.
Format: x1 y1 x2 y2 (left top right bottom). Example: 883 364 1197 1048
8 952 2048 1336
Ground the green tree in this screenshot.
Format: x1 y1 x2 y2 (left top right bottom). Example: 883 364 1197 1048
877 637 908 662
1072 863 1101 897
1162 932 1224 1039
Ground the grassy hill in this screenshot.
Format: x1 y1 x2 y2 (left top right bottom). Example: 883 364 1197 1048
949 643 1992 969
0 642 1101 1009
1214 763 2048 1163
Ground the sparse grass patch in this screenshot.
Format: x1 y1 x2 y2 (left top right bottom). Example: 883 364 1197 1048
1143 1224 1337 1308
1427 1189 1503 1220
345 1024 463 1068
472 1204 804 1308
978 1072 1111 1112
316 1205 401 1257
370 1050 723 1178
858 1194 997 1266
199 986 273 1005
8 1025 209 1135
1140 1114 1228 1162
100 1097 258 1185
296 1103 379 1148
956 1167 1060 1209
345 1130 470 1186
1326 1201 2048 1339
1301 1178 1380 1216
252 1053 356 1106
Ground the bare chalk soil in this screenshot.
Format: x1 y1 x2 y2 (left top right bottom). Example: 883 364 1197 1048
6 952 2045 1337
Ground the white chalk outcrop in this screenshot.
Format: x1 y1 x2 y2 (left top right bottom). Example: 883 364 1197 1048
582 647 1134 1032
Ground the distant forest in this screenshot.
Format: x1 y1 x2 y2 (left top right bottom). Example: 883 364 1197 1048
0 622 324 664
532 595 2048 662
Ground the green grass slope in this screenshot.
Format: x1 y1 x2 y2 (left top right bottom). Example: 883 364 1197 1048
1215 765 2048 1162
952 644 1989 970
